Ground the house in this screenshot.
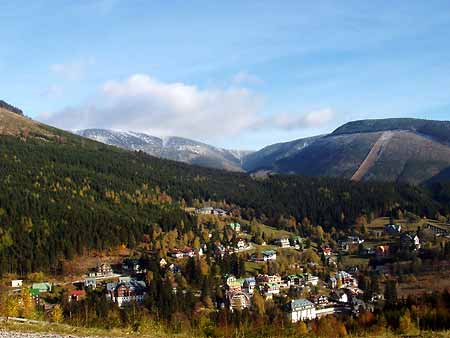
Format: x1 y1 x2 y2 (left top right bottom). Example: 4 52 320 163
227 290 251 311
212 208 228 216
347 236 364 244
31 282 52 293
84 277 97 289
425 223 450 237
261 282 280 299
328 277 337 289
168 263 181 273
336 271 358 288
226 275 244 291
320 246 333 256
68 290 86 302
401 232 421 250
11 280 23 288
235 238 250 251
301 273 319 287
262 250 277 261
159 258 167 268
169 247 196 259
256 274 282 285
243 277 256 294
274 238 290 248
330 289 349 303
228 222 241 232
287 299 316 322
122 258 145 274
196 207 213 215
96 263 113 277
291 236 304 250
106 279 146 307
375 245 390 257
385 224 402 234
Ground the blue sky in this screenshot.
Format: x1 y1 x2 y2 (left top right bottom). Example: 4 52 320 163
1 1 450 150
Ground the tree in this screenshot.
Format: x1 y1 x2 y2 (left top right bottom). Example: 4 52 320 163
51 304 64 323
252 289 265 319
384 280 398 307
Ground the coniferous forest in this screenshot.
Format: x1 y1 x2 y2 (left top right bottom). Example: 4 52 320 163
0 131 449 276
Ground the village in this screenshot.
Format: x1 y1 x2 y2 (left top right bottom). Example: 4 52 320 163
3 206 449 326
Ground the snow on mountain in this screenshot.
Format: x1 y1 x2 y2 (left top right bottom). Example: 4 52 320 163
75 129 253 171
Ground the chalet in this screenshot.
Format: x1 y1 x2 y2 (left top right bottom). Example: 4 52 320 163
226 275 244 291
320 246 333 256
212 208 228 216
336 271 358 288
262 250 277 261
96 263 113 277
251 250 277 262
196 207 213 215
330 289 349 303
256 274 282 285
243 277 256 294
31 282 52 293
169 247 196 259
235 238 250 251
122 258 145 274
375 245 390 257
11 280 23 288
310 295 329 307
287 299 316 322
84 277 97 289
328 277 337 289
261 282 280 299
291 236 304 250
274 238 290 248
159 258 167 268
68 290 86 302
228 222 241 232
401 232 421 250
385 224 402 234
106 279 146 307
227 290 250 311
425 223 450 237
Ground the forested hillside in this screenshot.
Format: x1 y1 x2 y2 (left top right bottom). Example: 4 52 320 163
0 108 449 275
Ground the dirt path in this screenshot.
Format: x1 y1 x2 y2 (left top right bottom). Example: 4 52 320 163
351 131 394 182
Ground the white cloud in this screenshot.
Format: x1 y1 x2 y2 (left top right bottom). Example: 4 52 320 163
40 74 337 142
232 71 264 86
50 58 94 81
41 74 264 140
270 108 336 130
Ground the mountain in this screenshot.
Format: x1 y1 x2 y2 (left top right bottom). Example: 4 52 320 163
76 129 252 172
1 101 446 276
242 135 323 172
263 118 450 184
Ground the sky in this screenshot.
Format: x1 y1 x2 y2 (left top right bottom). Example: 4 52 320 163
1 1 450 150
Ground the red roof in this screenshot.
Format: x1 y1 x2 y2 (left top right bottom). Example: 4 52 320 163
70 290 86 297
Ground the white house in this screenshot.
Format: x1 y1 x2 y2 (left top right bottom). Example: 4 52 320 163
275 238 291 248
288 299 316 322
11 280 23 288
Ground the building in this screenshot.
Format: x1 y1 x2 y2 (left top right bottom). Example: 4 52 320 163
375 245 390 257
106 279 146 307
228 222 241 232
96 263 113 277
31 282 52 293
11 280 23 288
227 290 251 311
287 299 316 322
196 207 213 215
243 277 256 294
274 238 291 248
321 246 333 256
84 277 97 289
251 250 277 262
68 290 86 302
401 232 421 250
169 247 196 259
385 224 402 234
122 258 145 274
